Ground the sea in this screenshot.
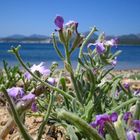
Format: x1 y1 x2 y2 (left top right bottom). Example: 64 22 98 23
0 43 140 70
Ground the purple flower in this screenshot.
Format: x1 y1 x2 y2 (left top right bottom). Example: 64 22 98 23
123 82 130 89
127 131 136 140
90 121 97 128
7 87 24 99
21 93 35 101
134 89 140 96
21 93 37 112
24 72 31 80
90 112 118 136
110 112 118 122
24 62 51 80
133 120 140 133
47 77 56 85
123 112 132 123
105 38 118 48
54 16 64 29
7 87 37 112
87 42 105 55
111 57 117 67
31 102 38 112
95 42 105 54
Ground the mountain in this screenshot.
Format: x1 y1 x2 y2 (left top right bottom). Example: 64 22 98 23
0 34 51 43
28 34 48 39
117 34 140 45
6 34 26 39
85 32 140 45
0 33 140 45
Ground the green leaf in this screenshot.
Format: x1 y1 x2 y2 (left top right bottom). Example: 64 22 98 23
105 134 112 140
105 122 119 140
134 100 140 120
111 79 121 98
78 58 88 69
110 50 122 59
82 100 94 122
66 125 79 140
136 133 140 140
60 77 67 91
57 110 103 140
114 115 127 140
52 33 64 60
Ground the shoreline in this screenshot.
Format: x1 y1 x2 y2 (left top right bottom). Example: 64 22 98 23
0 42 140 46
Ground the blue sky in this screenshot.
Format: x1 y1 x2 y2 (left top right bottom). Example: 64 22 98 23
0 0 140 37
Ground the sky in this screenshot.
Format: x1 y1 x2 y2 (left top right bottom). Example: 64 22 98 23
0 0 140 37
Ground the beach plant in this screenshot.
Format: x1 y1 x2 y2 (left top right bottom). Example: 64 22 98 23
0 15 140 140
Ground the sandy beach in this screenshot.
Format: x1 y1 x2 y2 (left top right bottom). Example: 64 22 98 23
0 69 140 139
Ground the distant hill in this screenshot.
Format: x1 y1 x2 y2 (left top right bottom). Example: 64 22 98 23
83 32 140 45
28 34 48 39
0 33 140 45
0 34 51 43
117 34 140 45
7 34 26 39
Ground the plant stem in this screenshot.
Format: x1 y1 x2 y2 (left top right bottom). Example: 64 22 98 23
134 99 140 120
37 71 62 140
65 44 83 103
1 86 32 140
52 33 64 60
105 122 119 140
37 92 54 140
76 27 97 74
107 97 137 114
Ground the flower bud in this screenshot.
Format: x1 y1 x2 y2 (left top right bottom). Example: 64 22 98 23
58 29 66 44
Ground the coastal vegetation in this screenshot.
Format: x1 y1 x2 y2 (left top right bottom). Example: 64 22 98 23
0 16 140 140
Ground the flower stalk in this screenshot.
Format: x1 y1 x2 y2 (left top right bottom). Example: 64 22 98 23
37 71 62 140
64 43 83 103
107 97 137 114
37 92 54 140
76 26 97 74
104 122 119 140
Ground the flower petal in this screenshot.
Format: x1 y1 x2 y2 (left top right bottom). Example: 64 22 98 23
54 16 64 29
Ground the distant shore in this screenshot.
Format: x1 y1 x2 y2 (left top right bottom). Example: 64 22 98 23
1 41 140 46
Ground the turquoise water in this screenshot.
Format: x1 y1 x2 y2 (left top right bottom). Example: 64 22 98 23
0 43 140 69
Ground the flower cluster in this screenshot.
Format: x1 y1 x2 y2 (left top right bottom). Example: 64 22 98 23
24 62 51 80
7 87 37 112
123 112 140 140
54 15 83 49
88 38 117 54
87 36 118 67
90 112 118 137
